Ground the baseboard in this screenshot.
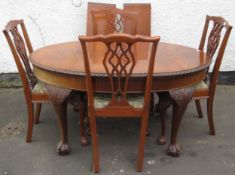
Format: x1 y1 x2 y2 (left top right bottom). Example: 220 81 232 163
0 72 235 88
216 71 235 85
0 73 22 88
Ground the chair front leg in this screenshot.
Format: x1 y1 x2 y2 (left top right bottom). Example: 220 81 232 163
26 102 34 142
136 110 149 172
207 97 215 135
77 96 89 146
195 99 203 118
89 109 100 173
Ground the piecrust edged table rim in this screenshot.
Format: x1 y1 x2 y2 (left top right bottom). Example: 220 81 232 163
29 41 211 92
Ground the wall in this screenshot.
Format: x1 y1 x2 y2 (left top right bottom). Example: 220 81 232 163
0 0 234 73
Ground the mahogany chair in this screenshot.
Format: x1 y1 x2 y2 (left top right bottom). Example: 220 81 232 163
3 20 87 144
3 19 50 142
86 3 153 135
79 33 160 172
193 16 232 135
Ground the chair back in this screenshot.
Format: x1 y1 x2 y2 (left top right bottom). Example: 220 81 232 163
199 16 232 91
3 19 37 92
79 34 160 112
91 8 138 35
86 2 151 36
86 2 116 35
124 3 151 36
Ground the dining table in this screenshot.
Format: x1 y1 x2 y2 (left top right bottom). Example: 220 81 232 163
29 41 211 157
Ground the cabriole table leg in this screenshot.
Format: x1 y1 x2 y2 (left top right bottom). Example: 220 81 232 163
167 87 195 157
46 85 71 155
157 87 195 157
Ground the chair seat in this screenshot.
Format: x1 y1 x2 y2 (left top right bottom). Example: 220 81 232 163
195 80 209 90
32 81 47 94
94 93 144 108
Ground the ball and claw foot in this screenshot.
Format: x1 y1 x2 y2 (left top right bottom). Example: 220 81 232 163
157 136 166 145
167 144 180 157
57 141 70 155
80 136 89 146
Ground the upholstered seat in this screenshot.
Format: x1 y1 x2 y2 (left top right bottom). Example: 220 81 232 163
32 81 47 94
94 93 144 108
195 80 209 90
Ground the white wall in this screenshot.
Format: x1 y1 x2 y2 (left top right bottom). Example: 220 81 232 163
0 0 234 73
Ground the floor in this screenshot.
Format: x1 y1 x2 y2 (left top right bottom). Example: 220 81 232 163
0 85 235 175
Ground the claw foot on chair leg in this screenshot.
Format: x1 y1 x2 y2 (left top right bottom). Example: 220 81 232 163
167 144 180 157
157 136 166 145
81 136 89 146
57 141 70 155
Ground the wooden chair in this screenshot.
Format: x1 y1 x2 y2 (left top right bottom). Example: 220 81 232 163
86 2 153 135
3 20 87 145
3 19 50 142
79 33 160 172
193 15 232 135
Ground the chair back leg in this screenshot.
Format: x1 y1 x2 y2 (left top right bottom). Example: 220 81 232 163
195 100 203 118
26 102 34 142
89 110 100 173
207 98 215 135
34 103 42 124
136 111 149 172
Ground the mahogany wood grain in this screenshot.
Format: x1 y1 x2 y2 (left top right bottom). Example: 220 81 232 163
30 41 210 92
124 3 151 36
86 2 151 36
90 8 139 35
86 2 116 36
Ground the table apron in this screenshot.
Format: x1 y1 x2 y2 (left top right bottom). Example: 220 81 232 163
33 66 205 92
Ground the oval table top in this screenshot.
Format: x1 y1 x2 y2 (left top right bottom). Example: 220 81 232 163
29 41 211 92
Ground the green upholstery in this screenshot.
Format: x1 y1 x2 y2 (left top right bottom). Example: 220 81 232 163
32 81 47 94
195 81 209 90
94 93 144 108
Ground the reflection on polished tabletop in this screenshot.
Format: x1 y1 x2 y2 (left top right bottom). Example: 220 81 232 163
30 42 210 77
